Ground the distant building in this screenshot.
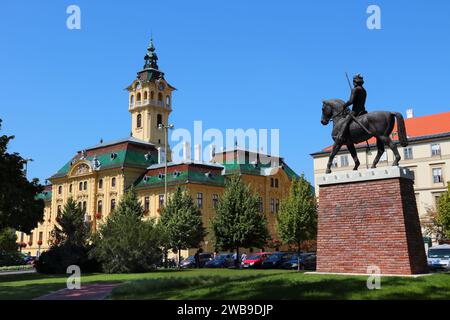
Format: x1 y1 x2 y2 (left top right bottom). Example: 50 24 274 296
311 110 450 240
19 39 298 257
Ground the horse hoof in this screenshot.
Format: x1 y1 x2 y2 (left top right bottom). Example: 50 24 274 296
326 169 332 174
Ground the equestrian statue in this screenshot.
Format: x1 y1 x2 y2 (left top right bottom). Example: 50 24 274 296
321 74 408 174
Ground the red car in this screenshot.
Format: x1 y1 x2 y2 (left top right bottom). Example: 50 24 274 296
242 252 271 268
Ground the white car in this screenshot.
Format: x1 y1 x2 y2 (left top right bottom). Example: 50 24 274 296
427 244 450 270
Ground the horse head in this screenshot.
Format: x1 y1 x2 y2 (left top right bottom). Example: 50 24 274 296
321 99 345 125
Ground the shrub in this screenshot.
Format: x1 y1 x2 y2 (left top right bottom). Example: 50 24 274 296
35 244 100 274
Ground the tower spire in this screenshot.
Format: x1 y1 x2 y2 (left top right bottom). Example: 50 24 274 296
144 36 158 70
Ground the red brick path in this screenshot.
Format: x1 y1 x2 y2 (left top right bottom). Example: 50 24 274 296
317 177 428 275
34 283 119 300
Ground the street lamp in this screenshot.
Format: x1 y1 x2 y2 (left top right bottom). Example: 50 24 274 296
158 123 174 202
24 158 34 178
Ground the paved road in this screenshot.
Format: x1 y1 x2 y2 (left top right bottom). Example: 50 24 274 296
0 269 36 276
34 283 120 300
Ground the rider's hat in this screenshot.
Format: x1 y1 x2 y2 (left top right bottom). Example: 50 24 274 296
353 73 364 85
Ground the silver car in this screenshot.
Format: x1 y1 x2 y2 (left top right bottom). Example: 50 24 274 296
427 244 450 270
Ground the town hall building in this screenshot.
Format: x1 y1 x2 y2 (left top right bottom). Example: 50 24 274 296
20 39 299 257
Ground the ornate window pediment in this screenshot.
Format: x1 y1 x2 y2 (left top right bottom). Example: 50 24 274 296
70 162 92 177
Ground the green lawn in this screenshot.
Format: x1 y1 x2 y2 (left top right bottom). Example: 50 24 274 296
1 269 450 300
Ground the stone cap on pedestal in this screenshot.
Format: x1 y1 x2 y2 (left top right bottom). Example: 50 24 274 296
317 166 414 186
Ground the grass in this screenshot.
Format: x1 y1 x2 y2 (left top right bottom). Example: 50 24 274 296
1 269 450 300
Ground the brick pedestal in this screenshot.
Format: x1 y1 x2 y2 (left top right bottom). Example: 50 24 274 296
316 167 428 275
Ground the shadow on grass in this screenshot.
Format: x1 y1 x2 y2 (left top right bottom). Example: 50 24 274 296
110 271 450 300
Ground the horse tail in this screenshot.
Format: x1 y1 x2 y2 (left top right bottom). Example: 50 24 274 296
393 112 408 147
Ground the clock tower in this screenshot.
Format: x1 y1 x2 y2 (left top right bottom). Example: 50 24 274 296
127 38 175 149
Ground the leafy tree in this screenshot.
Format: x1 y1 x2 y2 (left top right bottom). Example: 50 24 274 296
0 228 18 252
35 197 98 274
438 184 450 240
90 187 162 273
158 187 206 267
277 175 317 271
0 228 23 266
0 119 44 233
422 208 446 244
211 174 270 266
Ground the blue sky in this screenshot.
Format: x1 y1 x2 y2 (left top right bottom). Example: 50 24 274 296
1 0 449 183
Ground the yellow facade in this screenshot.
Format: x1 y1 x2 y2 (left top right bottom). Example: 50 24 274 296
21 39 298 259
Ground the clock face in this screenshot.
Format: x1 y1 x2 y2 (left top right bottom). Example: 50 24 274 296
158 83 165 91
136 82 141 90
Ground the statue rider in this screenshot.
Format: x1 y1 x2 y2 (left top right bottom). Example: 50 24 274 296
336 74 367 142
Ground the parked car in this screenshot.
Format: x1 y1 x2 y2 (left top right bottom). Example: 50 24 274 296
281 253 316 270
180 253 213 268
261 252 292 269
427 244 450 271
242 252 271 268
204 253 234 268
23 255 36 265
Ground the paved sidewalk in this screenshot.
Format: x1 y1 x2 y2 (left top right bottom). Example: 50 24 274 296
34 283 120 300
0 269 36 276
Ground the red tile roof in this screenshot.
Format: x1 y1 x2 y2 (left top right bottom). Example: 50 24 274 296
322 110 450 151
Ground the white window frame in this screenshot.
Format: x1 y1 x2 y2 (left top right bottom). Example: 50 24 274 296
432 167 443 184
404 147 413 160
431 144 441 157
340 155 349 167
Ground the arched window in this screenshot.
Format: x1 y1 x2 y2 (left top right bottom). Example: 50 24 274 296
58 186 62 195
166 95 170 107
158 92 163 101
79 182 83 191
137 114 142 128
150 91 154 100
97 200 103 214
144 91 148 100
69 184 72 193
137 92 141 101
111 177 116 188
98 179 103 189
111 199 116 212
83 181 88 190
157 114 162 128
130 95 134 105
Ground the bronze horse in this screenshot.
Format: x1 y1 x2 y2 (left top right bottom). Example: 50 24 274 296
321 99 408 174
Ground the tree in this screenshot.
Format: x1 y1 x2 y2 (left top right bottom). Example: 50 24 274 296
0 119 44 233
35 197 98 274
0 228 18 252
438 184 450 240
90 187 162 273
211 174 270 267
0 228 23 266
422 208 446 244
277 175 317 271
51 198 89 247
158 187 206 267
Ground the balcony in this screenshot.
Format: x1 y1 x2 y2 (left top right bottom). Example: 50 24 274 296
129 99 170 109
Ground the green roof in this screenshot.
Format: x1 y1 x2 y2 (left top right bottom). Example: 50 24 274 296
51 140 156 179
36 190 52 202
134 166 225 190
